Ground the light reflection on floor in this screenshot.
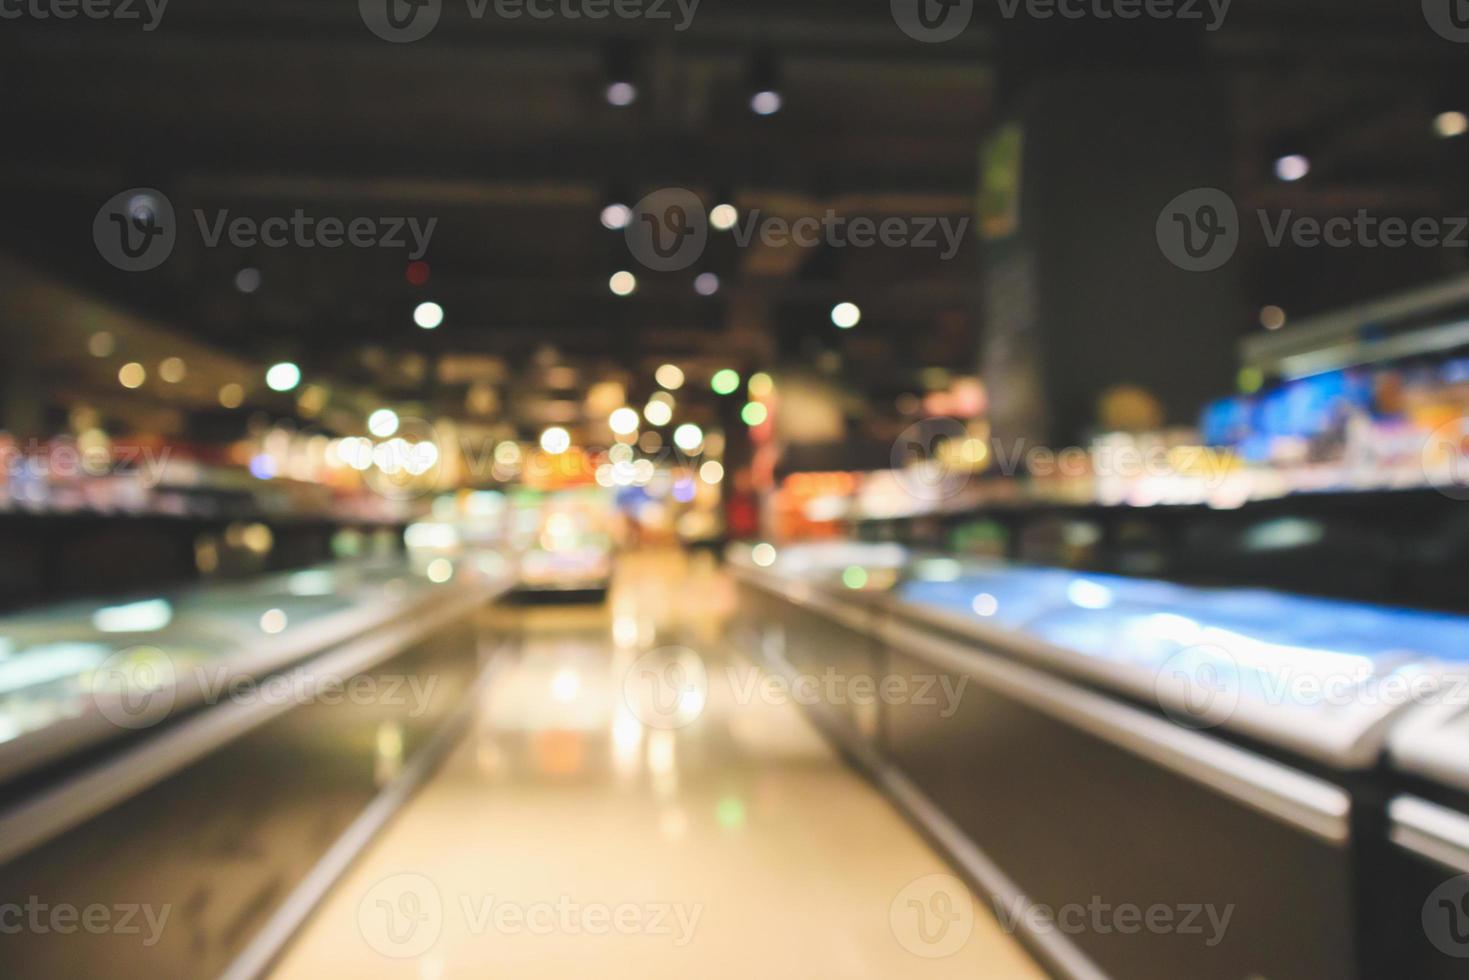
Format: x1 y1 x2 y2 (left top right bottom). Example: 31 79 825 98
268 549 1043 979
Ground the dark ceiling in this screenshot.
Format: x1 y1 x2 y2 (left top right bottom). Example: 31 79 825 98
1 0 1467 439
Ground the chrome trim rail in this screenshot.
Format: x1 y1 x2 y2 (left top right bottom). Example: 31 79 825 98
1388 703 1469 795
745 639 1111 980
1389 796 1469 875
217 649 511 980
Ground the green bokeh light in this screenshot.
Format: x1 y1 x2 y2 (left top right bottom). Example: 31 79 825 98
711 369 741 395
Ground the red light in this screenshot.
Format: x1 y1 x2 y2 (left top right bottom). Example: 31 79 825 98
406 261 430 286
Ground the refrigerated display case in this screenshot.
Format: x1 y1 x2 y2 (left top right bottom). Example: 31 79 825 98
0 556 513 979
1382 701 1469 978
726 541 1469 980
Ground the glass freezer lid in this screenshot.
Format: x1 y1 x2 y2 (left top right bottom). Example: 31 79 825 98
0 559 450 769
1390 701 1469 792
889 564 1469 768
897 568 1469 670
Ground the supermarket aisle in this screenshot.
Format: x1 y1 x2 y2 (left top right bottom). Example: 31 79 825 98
268 550 1043 979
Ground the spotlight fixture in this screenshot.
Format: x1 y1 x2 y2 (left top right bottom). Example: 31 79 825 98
606 81 637 106
710 203 738 230
604 40 638 107
751 90 782 116
1436 110 1468 139
747 50 783 116
266 362 301 392
831 302 861 329
414 301 444 329
609 270 638 296
601 203 633 230
1274 154 1310 182
234 267 262 294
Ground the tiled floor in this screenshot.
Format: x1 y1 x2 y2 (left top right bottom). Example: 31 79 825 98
268 550 1043 979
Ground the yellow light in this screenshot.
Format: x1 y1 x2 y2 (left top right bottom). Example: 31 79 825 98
158 357 186 383
609 407 640 435
118 362 146 389
643 400 673 426
609 270 638 296
710 204 738 230
219 383 245 409
748 372 774 398
297 384 328 417
1436 111 1469 139
699 460 725 484
655 363 685 390
259 608 288 634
